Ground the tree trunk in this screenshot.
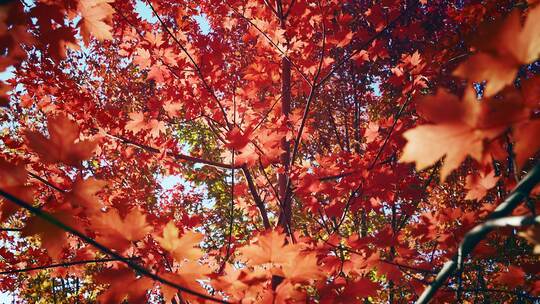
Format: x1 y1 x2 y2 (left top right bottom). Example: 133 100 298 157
278 14 292 233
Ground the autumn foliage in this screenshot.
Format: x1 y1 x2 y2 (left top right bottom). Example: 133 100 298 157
2 0 540 303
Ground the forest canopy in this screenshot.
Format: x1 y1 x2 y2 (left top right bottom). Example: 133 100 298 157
1 0 540 303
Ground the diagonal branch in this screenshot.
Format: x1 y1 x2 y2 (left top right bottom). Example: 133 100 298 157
28 172 66 193
262 0 279 17
282 0 296 19
287 1 326 173
0 258 133 275
415 163 540 304
242 165 271 229
0 189 229 304
0 228 21 232
106 134 237 169
116 8 225 137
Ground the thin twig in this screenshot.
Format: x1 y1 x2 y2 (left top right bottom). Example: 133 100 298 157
227 4 312 86
334 94 413 231
278 2 416 228
106 134 236 169
220 146 235 272
315 1 416 87
28 172 66 193
278 4 327 229
242 165 271 229
145 0 231 129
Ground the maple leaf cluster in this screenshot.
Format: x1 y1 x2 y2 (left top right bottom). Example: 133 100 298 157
1 0 540 303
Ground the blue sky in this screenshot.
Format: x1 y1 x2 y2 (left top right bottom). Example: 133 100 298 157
135 0 211 34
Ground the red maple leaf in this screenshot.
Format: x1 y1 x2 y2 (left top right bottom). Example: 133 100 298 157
25 115 98 167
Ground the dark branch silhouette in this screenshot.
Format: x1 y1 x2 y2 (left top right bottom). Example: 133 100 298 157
416 163 540 304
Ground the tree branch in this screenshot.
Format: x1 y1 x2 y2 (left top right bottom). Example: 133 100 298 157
334 93 412 232
0 228 21 232
278 4 326 231
315 1 416 87
221 148 236 272
0 189 229 304
106 134 237 170
415 162 540 304
28 172 66 193
242 165 271 229
279 3 416 228
0 258 132 275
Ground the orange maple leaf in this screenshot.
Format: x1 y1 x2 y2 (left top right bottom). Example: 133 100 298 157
94 265 153 304
0 159 34 221
494 265 526 288
65 177 107 214
125 112 166 138
238 230 300 266
210 265 266 301
269 281 307 303
161 261 212 303
134 47 151 69
453 6 540 97
339 278 380 301
92 208 152 251
156 221 204 263
514 120 540 168
400 89 525 181
25 114 98 167
234 143 259 167
518 225 540 254
78 0 115 45
125 112 147 134
280 253 323 283
22 206 78 259
225 126 253 150
364 121 379 143
464 170 499 201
